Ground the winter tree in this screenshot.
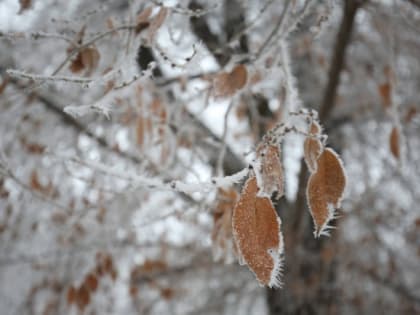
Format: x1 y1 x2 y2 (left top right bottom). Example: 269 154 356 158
1 0 420 314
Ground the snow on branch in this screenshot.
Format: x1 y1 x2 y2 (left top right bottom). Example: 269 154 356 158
150 0 220 17
0 31 74 43
279 40 301 111
63 103 112 119
6 69 93 84
57 154 250 195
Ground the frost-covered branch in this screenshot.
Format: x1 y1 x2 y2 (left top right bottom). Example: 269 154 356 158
63 103 112 119
0 31 74 43
59 154 250 195
6 69 93 84
279 40 301 111
150 0 219 17
254 0 292 60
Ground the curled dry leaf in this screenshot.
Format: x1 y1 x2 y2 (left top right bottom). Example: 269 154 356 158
67 286 76 305
255 144 284 199
0 78 9 95
70 46 100 76
84 273 98 292
306 148 346 237
76 284 90 311
405 106 417 123
18 0 32 14
136 7 153 34
213 64 248 98
389 126 400 160
304 121 323 172
136 116 152 148
211 188 239 263
232 176 283 288
378 82 391 109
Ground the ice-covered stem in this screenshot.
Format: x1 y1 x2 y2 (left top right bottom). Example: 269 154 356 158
255 1 292 60
53 153 250 195
150 0 220 17
6 69 93 84
256 109 326 149
154 42 199 69
279 40 301 112
0 31 74 43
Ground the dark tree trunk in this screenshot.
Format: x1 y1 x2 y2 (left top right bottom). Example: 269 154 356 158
266 1 361 314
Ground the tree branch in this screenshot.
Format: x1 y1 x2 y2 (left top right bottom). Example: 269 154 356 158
319 0 362 121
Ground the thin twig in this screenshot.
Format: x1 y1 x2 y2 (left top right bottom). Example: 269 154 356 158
254 0 292 60
7 69 93 84
216 100 236 176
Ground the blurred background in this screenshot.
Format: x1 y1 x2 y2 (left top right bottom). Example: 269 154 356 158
0 0 420 314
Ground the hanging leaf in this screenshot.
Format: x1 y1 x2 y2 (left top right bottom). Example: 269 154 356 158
232 176 283 288
404 106 417 123
84 273 98 292
304 121 323 172
255 144 284 199
306 148 346 237
378 82 391 109
66 286 76 305
148 7 168 43
76 284 90 311
389 126 400 159
211 188 239 263
18 0 32 14
0 78 9 95
135 7 153 34
136 116 152 148
213 64 248 98
70 46 100 76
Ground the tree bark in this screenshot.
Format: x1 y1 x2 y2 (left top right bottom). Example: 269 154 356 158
267 1 361 314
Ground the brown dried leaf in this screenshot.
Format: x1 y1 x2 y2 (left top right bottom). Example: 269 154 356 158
309 120 321 134
136 7 153 34
106 17 114 30
76 285 90 311
389 126 400 159
256 145 284 199
232 176 283 288
304 121 323 172
66 286 76 305
84 273 98 292
18 0 32 14
160 287 175 300
405 106 417 123
0 78 9 95
69 52 84 73
213 64 248 98
148 7 168 43
21 138 46 154
306 148 346 237
110 268 118 281
136 116 145 148
70 46 100 75
30 170 52 194
81 47 100 75
66 26 86 54
130 259 167 281
136 116 152 148
378 82 391 109
211 188 239 263
103 254 114 274
129 286 138 297
230 64 248 90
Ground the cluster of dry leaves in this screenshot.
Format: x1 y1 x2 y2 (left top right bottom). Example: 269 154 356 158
66 252 117 311
212 118 346 288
